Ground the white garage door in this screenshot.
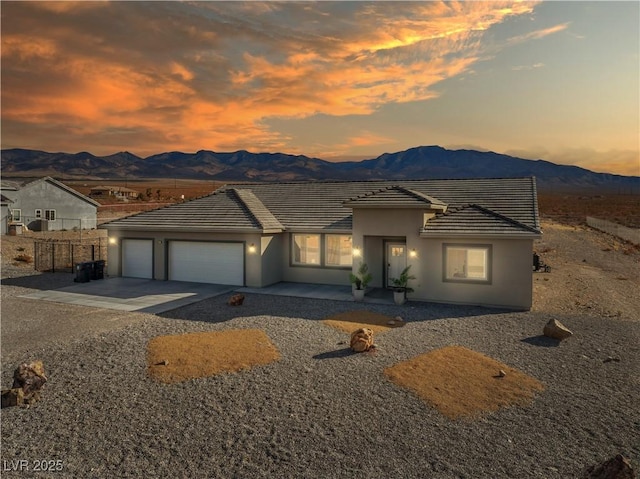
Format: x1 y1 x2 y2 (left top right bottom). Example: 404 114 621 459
122 239 153 279
168 241 244 285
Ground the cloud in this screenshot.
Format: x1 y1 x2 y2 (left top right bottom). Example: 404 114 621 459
1 1 542 156
511 63 545 71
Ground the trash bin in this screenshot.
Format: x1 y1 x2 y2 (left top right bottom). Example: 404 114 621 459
74 262 91 283
91 260 105 280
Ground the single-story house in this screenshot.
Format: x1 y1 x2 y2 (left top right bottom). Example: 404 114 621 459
1 176 100 233
100 177 542 309
89 185 140 200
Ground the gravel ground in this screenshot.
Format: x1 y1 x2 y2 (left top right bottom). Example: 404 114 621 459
1 221 639 478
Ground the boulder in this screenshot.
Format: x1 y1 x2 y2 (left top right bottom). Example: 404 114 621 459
583 454 635 479
227 294 245 306
350 328 374 353
13 361 47 396
543 319 573 341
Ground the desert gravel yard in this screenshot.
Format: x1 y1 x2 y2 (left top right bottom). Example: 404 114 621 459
1 220 639 478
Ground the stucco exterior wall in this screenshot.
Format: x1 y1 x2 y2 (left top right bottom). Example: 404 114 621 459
13 181 97 231
412 238 534 310
352 207 535 310
261 234 284 286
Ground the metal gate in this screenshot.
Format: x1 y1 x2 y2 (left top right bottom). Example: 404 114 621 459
34 238 107 273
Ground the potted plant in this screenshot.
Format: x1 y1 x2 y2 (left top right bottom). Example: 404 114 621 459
349 262 372 302
391 265 416 305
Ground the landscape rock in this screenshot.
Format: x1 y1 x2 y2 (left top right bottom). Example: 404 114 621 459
350 328 374 353
583 454 635 479
2 360 47 408
13 360 47 398
543 319 573 341
227 294 245 306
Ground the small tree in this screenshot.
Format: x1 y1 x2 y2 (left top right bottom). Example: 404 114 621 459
349 262 372 290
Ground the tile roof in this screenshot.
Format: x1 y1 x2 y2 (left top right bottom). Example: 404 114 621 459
102 177 541 236
343 186 447 209
421 204 541 237
231 189 284 233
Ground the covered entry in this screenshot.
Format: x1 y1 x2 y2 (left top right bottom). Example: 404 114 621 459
122 239 153 279
168 241 244 285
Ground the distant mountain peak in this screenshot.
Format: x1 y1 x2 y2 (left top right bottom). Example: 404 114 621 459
1 146 637 193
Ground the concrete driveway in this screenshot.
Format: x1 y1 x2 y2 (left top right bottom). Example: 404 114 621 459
19 277 235 314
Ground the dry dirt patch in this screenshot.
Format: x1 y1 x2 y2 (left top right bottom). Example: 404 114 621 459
322 310 404 334
384 346 545 419
147 329 280 384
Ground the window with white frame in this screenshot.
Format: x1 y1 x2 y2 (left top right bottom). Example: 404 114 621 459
292 234 321 265
444 244 491 283
325 235 353 267
45 209 56 221
11 209 21 222
35 209 42 219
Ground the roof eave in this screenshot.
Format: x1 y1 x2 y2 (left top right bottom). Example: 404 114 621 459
420 231 542 239
344 203 447 210
99 225 263 234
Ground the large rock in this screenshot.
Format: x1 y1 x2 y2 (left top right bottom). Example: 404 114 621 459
543 319 573 341
227 294 245 306
583 454 635 479
11 360 47 405
13 360 47 394
350 328 374 353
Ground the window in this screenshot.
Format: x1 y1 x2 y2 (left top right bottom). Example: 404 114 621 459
11 209 21 222
35 209 42 219
325 235 352 267
292 234 320 265
444 244 491 283
45 209 56 221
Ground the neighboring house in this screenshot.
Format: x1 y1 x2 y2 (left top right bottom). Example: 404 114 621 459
89 185 140 200
1 177 100 233
100 177 542 310
1 194 14 235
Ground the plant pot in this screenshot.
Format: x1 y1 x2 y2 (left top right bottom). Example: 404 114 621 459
353 289 365 302
393 290 406 305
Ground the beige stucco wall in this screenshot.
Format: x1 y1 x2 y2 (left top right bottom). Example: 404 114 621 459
413 238 535 310
261 234 284 286
351 208 535 310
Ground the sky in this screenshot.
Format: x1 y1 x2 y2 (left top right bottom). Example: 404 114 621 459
1 1 638 176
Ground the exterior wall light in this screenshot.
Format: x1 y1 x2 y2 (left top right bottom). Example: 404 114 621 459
409 249 417 258
248 243 257 254
352 247 362 257
108 237 118 245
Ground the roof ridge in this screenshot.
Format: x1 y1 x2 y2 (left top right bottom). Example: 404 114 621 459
394 186 447 205
231 188 284 232
467 204 541 233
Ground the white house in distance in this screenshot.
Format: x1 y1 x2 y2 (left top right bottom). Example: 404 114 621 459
100 177 542 310
89 185 140 200
1 176 100 233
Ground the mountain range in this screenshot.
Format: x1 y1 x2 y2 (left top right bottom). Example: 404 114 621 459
1 146 638 192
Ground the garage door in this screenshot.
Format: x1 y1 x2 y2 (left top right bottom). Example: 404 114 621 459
122 239 153 279
168 241 244 285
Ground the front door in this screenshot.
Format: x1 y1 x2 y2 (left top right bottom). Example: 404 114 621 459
386 243 406 288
